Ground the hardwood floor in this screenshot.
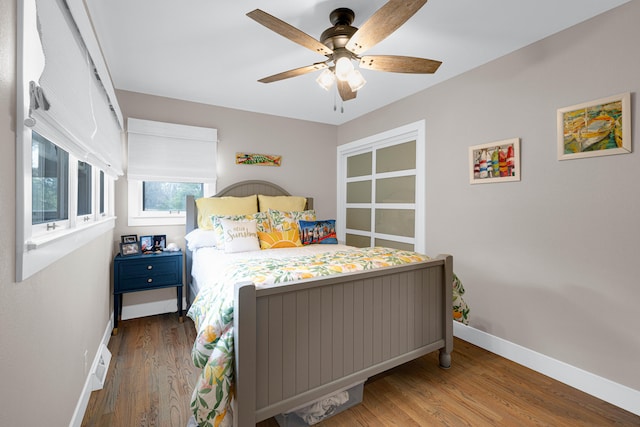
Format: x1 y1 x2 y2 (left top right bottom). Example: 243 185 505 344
82 314 199 427
82 314 639 426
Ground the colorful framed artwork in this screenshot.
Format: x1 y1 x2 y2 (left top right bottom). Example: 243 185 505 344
235 152 282 166
557 92 631 160
469 138 520 184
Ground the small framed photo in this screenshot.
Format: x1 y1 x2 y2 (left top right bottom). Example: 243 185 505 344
558 92 631 160
152 235 166 251
120 241 141 257
140 235 154 253
120 234 137 244
469 138 520 184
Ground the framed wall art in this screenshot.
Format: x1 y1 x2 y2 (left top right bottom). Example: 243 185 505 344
469 138 520 184
557 92 631 160
235 152 282 166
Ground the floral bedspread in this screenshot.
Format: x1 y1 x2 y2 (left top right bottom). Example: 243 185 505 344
187 247 469 427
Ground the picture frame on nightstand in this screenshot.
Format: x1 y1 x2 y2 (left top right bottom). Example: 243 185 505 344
120 234 137 244
120 241 141 256
140 235 154 253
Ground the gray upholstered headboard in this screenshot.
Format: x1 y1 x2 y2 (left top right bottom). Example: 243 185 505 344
184 180 313 304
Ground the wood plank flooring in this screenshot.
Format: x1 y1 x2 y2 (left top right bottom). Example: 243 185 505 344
81 314 639 426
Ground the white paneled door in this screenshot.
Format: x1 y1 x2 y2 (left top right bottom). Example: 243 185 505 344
337 121 425 253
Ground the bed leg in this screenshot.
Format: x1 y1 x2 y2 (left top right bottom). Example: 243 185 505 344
439 349 451 369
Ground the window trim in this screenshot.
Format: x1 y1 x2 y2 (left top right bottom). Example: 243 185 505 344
127 180 215 226
18 130 117 280
16 0 120 281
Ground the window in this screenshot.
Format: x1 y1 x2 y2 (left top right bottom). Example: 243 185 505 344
127 118 217 226
99 170 105 215
31 131 69 225
143 182 203 212
77 160 93 217
16 0 124 281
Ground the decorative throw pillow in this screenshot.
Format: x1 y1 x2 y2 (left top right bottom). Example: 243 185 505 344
210 212 271 249
298 220 338 245
219 219 260 253
268 209 316 232
257 229 303 249
195 195 258 230
258 195 307 213
184 228 218 251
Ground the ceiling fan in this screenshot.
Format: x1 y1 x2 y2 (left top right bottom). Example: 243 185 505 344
247 0 442 102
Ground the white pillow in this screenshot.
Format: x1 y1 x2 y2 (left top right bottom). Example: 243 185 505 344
184 228 218 251
219 218 260 253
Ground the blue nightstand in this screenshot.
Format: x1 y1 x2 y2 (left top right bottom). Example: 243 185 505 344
113 251 183 335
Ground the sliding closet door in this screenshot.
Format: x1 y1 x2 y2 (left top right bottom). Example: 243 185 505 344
337 121 425 253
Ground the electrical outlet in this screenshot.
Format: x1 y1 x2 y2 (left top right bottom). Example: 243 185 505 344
84 349 89 375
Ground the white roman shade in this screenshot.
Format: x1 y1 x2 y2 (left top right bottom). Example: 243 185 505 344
29 0 124 177
127 118 218 183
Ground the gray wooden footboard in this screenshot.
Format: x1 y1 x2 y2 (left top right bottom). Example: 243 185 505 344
234 254 453 427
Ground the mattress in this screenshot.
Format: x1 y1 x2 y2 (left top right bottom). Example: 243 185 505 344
191 244 355 296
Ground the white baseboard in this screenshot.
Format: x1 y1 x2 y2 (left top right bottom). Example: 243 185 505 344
69 315 114 427
121 297 187 320
453 322 640 416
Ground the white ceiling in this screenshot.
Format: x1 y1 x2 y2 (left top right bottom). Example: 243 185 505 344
85 0 629 126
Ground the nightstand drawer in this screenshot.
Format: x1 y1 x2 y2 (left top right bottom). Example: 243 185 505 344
117 257 178 278
118 271 180 291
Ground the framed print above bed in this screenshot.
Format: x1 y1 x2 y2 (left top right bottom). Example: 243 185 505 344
469 138 520 184
557 92 631 160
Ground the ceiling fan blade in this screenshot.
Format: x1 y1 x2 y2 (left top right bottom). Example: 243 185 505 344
337 80 357 101
346 0 428 55
247 9 333 56
360 55 441 73
258 62 328 84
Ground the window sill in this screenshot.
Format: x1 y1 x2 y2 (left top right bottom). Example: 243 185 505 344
26 216 116 250
128 215 186 227
18 216 116 281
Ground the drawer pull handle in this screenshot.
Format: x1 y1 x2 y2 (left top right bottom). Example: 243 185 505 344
147 265 153 270
147 278 153 283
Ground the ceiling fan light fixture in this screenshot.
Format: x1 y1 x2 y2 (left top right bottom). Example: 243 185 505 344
316 69 336 91
347 69 366 92
335 56 353 81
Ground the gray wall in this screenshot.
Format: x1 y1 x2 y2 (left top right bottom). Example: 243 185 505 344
112 90 338 315
338 1 640 391
1 3 114 426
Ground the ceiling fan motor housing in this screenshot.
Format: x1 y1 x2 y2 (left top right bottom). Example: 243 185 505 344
321 8 358 51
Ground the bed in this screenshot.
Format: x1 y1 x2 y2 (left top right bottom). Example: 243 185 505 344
184 180 467 427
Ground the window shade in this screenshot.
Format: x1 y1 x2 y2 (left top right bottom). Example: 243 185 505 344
127 118 218 183
30 0 124 177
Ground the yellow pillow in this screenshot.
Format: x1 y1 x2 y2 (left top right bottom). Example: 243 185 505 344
258 195 306 212
258 229 303 249
196 195 258 230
